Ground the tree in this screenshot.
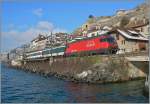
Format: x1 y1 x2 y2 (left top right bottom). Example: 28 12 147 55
89 15 94 19
88 15 96 24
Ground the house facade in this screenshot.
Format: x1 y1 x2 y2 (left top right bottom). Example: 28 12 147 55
108 28 148 53
30 34 47 51
29 33 70 51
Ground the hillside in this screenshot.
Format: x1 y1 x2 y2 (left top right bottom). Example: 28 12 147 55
73 3 149 35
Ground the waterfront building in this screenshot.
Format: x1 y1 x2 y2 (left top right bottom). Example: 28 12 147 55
0 53 8 62
108 28 148 53
29 33 69 51
30 34 48 51
8 47 26 61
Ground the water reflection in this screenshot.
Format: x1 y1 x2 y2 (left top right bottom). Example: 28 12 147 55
1 64 149 103
64 80 147 103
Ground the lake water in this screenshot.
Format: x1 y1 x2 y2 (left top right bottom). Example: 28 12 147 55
1 64 149 103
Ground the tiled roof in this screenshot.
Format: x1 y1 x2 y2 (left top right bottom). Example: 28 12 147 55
117 29 148 41
31 34 47 42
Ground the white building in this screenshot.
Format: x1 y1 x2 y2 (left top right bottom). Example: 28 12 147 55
30 34 47 51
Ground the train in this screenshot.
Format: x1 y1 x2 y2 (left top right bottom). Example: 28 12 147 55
25 35 118 60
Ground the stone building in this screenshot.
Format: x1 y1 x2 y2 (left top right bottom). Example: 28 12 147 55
30 34 47 51
108 28 148 53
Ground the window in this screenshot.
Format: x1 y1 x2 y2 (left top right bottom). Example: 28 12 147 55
86 25 88 28
116 34 119 40
141 28 143 32
148 26 150 32
122 40 125 45
43 50 50 55
92 33 95 36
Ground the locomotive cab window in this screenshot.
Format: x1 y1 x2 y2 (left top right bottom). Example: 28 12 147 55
100 38 107 42
107 37 115 43
100 37 115 43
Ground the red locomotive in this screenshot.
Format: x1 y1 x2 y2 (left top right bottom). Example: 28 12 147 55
65 35 118 56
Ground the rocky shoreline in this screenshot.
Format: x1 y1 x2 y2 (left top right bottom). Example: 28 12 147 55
6 55 147 84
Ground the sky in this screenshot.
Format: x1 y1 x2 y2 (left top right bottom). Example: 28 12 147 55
1 0 145 52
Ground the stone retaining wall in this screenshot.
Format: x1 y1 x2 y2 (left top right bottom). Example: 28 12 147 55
12 55 146 84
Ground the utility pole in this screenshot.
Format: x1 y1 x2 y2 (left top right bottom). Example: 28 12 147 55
66 33 68 46
7 52 9 61
22 46 24 60
148 35 150 77
50 31 53 57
